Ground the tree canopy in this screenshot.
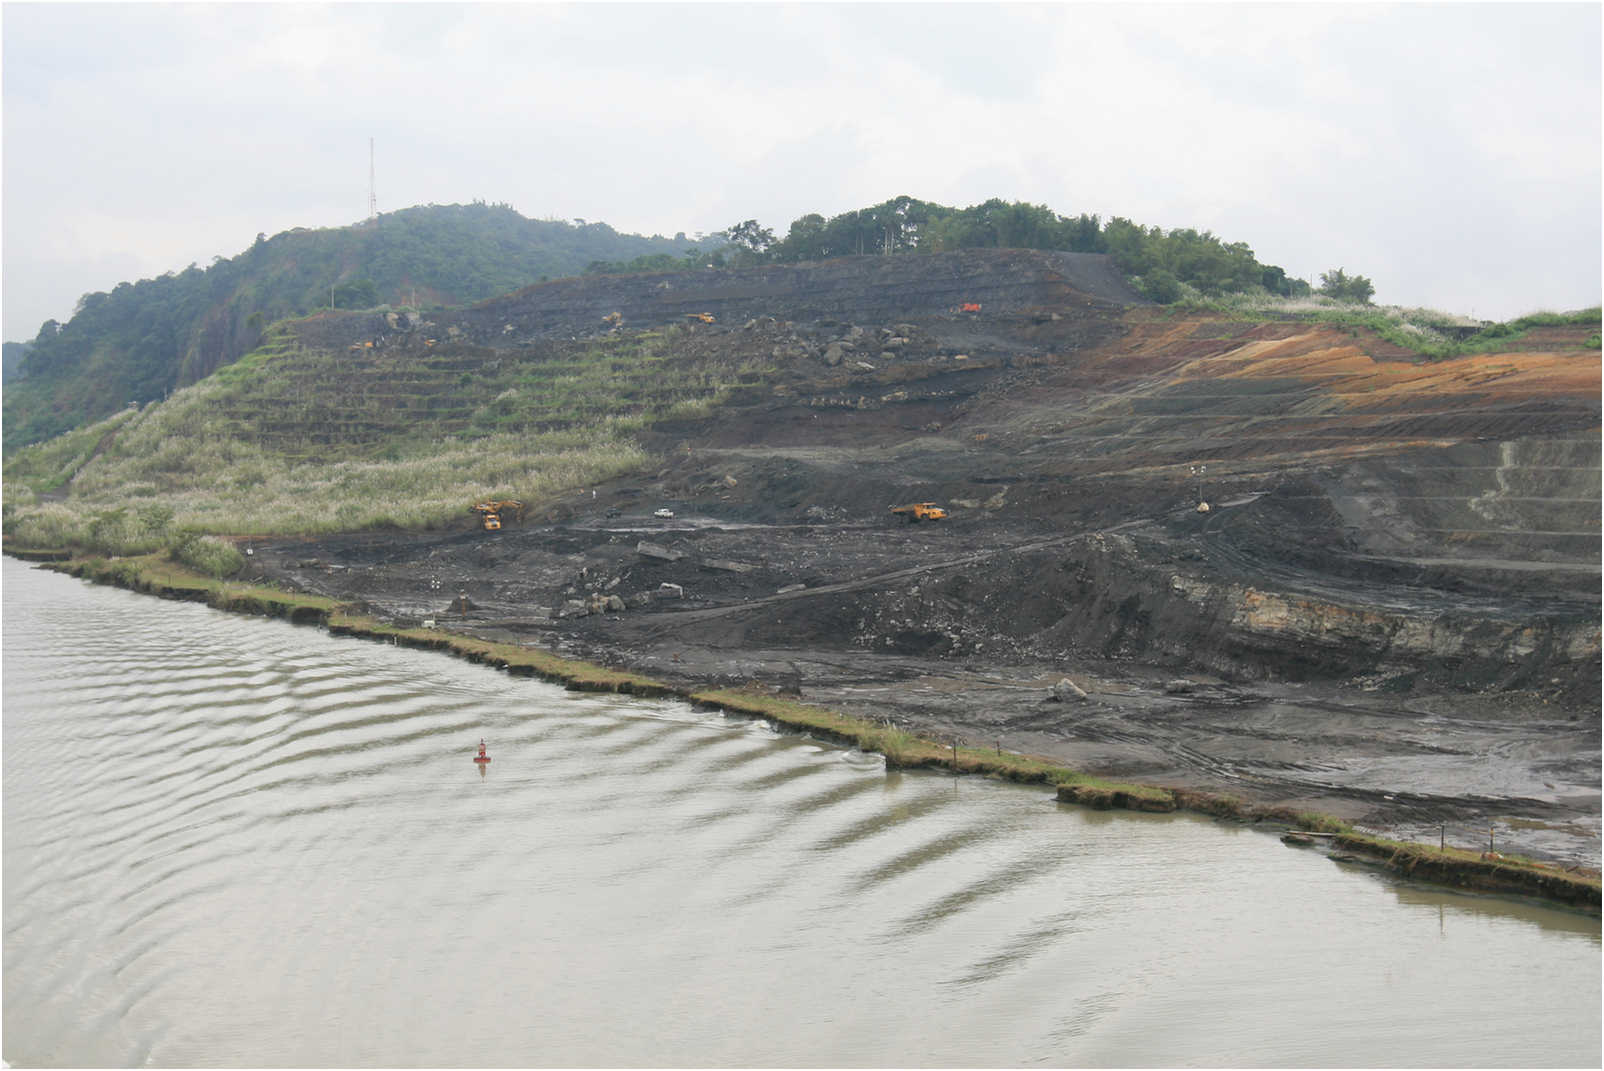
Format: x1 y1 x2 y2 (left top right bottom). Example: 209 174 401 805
590 195 1320 308
1318 268 1376 304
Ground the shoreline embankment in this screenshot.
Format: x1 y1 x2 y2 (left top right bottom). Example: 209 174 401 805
12 547 1600 915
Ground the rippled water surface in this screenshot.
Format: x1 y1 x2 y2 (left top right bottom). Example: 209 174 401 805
4 557 1599 1067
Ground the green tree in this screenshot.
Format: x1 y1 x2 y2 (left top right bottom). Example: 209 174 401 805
1319 268 1375 304
1140 268 1183 304
719 220 776 255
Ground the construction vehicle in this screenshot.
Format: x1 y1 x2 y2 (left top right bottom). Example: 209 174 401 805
602 311 623 329
685 312 715 324
469 499 524 531
890 502 948 523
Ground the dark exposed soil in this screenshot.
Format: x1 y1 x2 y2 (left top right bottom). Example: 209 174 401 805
251 252 1601 869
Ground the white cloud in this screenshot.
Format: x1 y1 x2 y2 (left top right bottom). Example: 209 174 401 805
3 2 1598 340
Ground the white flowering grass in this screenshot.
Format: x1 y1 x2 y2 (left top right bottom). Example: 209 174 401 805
52 430 647 538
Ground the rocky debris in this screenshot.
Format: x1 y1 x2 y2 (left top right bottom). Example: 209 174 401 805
702 558 756 574
1047 678 1089 703
637 541 687 562
256 281 1601 867
559 593 627 618
1165 679 1197 695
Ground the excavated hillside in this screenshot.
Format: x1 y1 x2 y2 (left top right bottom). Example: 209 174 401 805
248 250 1602 866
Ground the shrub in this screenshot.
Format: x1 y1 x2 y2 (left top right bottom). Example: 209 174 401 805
1140 268 1184 304
168 530 245 578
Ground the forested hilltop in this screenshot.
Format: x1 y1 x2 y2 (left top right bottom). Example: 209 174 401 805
3 204 701 449
591 195 1343 308
6 196 1365 452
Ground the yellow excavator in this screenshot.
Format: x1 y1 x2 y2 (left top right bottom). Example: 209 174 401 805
685 312 715 324
890 502 948 523
469 499 524 531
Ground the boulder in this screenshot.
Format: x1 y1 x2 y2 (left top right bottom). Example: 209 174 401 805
1047 678 1088 703
637 541 687 563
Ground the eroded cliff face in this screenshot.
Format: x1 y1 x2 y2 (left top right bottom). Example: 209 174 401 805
274 256 1599 701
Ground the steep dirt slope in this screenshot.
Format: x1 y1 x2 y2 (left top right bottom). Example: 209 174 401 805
253 252 1601 864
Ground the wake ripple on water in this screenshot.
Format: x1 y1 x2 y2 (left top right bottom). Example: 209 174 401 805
2 558 1598 1068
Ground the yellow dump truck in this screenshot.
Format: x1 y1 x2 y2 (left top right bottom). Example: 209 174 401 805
889 502 948 523
469 499 524 531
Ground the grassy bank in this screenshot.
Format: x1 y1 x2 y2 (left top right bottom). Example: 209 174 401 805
18 550 1601 914
1162 295 1602 358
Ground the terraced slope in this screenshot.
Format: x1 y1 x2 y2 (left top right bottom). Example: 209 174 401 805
10 248 1599 862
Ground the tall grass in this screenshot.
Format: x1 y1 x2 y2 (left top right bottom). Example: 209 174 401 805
2 406 142 493
1172 293 1602 359
7 430 648 544
2 324 731 546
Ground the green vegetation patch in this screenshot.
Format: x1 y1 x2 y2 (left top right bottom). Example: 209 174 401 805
50 553 345 623
324 613 674 696
2 406 141 495
4 203 707 451
3 323 771 547
1170 295 1603 360
1332 832 1601 910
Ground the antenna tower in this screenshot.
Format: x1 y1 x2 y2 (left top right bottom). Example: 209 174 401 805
368 138 377 220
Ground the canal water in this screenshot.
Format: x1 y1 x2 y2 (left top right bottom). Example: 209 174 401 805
3 556 1599 1067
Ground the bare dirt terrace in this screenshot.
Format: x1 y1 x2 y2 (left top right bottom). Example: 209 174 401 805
251 253 1601 867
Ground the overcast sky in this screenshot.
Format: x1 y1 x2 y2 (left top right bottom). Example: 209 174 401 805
3 2 1599 341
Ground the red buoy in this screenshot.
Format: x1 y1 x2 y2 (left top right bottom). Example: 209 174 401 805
474 738 491 764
